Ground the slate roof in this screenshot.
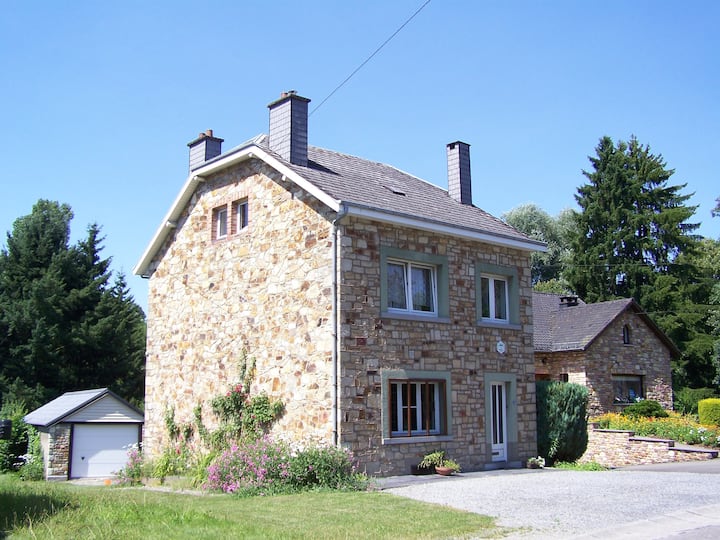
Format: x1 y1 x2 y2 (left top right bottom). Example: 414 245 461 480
533 292 679 356
280 143 533 244
134 135 545 276
24 388 141 427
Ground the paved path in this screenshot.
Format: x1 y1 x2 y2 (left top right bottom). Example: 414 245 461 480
381 460 720 539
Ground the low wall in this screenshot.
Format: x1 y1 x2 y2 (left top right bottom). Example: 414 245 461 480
579 425 717 468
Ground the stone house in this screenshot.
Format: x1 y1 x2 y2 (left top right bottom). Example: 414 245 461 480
134 91 545 476
533 292 677 416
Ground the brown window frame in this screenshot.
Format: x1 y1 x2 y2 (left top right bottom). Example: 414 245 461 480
388 378 446 437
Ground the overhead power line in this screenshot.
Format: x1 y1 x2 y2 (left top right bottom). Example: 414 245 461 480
310 0 432 116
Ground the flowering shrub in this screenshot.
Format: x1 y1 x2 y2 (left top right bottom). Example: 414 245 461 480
594 412 720 448
115 444 145 485
205 437 368 495
205 436 291 495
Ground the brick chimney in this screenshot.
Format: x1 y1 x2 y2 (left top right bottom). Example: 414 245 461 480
268 91 311 167
187 129 224 170
447 141 472 205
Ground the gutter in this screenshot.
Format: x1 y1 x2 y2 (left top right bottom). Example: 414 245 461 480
331 203 348 446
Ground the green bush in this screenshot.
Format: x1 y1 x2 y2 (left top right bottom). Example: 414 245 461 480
698 398 720 426
675 388 718 415
621 399 668 419
18 426 44 480
0 400 31 472
536 381 589 465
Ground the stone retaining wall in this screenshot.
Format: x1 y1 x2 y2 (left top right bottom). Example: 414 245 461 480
580 425 717 468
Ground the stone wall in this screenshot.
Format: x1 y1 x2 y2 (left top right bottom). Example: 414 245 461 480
536 310 673 416
144 160 337 455
580 425 717 467
337 217 537 475
46 424 70 480
144 158 538 476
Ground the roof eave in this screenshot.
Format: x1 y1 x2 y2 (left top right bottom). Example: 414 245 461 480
344 205 547 252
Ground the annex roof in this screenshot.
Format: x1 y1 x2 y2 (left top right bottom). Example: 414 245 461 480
24 388 143 428
134 136 545 277
533 292 680 357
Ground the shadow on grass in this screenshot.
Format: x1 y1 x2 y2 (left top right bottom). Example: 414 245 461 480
0 490 75 538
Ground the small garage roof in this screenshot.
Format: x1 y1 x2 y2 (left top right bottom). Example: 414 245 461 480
24 388 143 427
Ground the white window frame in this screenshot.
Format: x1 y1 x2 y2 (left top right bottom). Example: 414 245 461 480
386 259 438 316
389 379 443 437
234 199 248 232
215 207 228 239
480 274 509 322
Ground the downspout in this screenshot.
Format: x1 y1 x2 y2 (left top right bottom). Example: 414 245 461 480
331 203 348 447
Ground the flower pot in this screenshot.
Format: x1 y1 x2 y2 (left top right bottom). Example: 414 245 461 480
435 466 455 476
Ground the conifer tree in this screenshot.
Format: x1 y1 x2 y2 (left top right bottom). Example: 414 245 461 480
0 200 146 408
567 136 699 304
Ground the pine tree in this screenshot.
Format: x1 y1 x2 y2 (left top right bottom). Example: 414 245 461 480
567 136 699 303
0 200 146 408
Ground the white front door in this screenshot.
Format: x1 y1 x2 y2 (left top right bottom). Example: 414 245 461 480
490 382 507 462
71 424 139 478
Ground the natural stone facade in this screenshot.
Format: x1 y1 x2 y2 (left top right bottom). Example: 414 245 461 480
536 309 673 416
144 157 538 476
42 424 70 480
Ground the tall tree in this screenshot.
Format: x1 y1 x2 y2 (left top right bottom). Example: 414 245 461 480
0 200 146 408
566 136 699 304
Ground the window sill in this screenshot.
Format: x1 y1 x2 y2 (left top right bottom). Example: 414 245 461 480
476 320 522 331
382 312 451 324
382 435 453 445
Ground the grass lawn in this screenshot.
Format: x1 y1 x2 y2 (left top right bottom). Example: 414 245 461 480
0 474 503 539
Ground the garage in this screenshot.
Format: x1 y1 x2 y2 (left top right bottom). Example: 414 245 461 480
24 388 143 480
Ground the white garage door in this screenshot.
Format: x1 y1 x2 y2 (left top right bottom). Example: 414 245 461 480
71 424 139 478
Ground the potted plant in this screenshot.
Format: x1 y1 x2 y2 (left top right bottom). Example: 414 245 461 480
419 450 461 476
527 456 545 469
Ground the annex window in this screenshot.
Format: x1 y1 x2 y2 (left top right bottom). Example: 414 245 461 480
387 260 437 315
212 205 228 240
380 247 449 320
622 324 631 344
389 379 446 437
232 199 249 234
480 275 509 322
613 375 643 404
475 263 520 327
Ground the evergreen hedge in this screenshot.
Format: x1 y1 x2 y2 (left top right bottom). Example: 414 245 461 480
698 398 720 426
536 381 589 465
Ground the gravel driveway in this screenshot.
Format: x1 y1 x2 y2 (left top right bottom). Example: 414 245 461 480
383 462 720 539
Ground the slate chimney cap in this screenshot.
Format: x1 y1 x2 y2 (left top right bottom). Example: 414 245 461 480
268 90 311 108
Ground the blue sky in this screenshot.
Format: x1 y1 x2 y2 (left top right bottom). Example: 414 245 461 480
2 0 718 314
